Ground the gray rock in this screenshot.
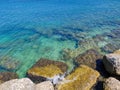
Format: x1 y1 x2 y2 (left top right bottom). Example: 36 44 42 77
0 78 35 90
104 77 120 90
36 81 54 90
103 54 120 75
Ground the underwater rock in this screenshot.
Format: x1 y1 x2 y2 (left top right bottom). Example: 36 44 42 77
0 56 21 71
62 39 100 60
100 29 120 53
78 38 98 49
93 35 108 48
61 35 107 60
93 35 106 42
0 72 18 84
104 77 120 90
27 58 68 83
74 49 103 69
36 81 54 90
101 43 120 53
56 65 100 90
110 29 120 38
0 78 35 90
103 53 120 75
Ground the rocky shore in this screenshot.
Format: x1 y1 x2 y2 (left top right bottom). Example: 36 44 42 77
1 49 120 90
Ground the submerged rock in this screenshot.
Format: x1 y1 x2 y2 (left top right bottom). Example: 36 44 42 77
103 53 120 75
74 49 103 69
101 43 120 53
56 65 100 90
0 78 35 90
0 72 18 84
36 81 54 90
27 58 68 83
61 38 99 60
104 77 120 90
0 56 21 71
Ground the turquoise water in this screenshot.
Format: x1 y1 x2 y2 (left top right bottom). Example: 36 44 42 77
0 0 120 77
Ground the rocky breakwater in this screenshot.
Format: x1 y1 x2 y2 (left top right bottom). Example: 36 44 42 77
26 58 68 84
74 49 110 90
103 49 120 90
3 49 120 90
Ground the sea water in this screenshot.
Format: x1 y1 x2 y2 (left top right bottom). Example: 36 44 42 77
0 0 120 77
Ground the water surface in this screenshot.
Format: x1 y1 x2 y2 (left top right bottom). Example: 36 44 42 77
0 0 120 77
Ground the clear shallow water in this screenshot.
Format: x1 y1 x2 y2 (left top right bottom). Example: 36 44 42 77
0 0 120 77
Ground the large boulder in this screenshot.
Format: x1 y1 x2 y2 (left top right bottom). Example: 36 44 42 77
0 78 35 90
103 54 120 75
74 49 103 69
104 77 120 90
56 65 100 90
27 58 68 83
0 72 18 84
36 81 54 90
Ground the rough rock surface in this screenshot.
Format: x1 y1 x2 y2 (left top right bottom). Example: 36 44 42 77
0 78 35 90
114 49 120 54
56 65 100 90
104 77 120 90
27 58 68 83
75 49 103 69
36 81 54 90
0 72 18 84
103 54 120 75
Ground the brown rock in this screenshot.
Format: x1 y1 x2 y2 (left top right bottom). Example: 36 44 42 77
74 49 103 69
0 56 21 71
0 72 18 84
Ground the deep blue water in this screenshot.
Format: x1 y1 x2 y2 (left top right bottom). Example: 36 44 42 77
0 0 120 77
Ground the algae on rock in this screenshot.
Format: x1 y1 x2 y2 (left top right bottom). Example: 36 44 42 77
27 58 68 83
56 65 100 90
28 65 63 78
